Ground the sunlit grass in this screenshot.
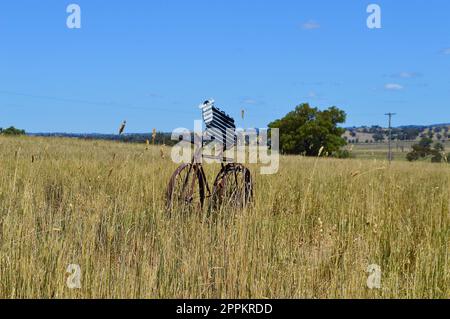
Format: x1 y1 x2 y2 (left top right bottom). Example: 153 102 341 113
0 136 449 298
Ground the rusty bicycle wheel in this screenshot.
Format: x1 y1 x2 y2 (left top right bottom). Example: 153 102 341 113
211 163 253 210
166 163 207 212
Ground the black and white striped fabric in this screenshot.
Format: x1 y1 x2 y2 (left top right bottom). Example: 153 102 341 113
200 100 236 151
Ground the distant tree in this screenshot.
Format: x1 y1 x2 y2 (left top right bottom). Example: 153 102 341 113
401 127 420 140
419 137 433 149
433 142 444 152
373 132 384 142
431 143 445 162
369 125 382 134
333 149 352 159
0 126 25 136
268 103 347 156
407 138 446 163
431 152 444 163
406 151 420 162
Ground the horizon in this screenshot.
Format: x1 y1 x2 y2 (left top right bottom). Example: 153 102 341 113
19 120 450 136
5 115 450 135
1 0 450 133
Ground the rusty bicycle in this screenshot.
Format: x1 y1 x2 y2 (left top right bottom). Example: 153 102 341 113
166 100 253 211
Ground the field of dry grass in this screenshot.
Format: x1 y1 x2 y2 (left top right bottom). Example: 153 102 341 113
347 140 450 161
0 136 449 298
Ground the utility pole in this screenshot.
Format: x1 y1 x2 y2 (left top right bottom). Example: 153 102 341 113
385 113 396 163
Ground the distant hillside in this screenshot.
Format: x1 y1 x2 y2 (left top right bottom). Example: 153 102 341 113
28 132 178 146
26 122 450 146
344 123 450 144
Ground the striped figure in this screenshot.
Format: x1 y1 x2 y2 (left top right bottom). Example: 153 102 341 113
200 100 236 151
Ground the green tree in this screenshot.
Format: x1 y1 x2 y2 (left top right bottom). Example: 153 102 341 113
0 126 25 136
430 142 445 163
406 151 420 162
418 137 433 149
373 132 385 142
268 103 346 156
400 127 420 140
433 142 444 152
407 138 446 163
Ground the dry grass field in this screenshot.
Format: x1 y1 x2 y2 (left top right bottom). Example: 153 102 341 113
0 136 449 298
348 140 450 161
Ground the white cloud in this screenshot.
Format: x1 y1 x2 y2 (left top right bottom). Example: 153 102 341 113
242 98 258 105
303 91 326 101
302 20 320 30
442 48 450 55
384 83 404 91
393 72 421 78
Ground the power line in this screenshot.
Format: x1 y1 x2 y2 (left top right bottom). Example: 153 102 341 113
385 112 397 164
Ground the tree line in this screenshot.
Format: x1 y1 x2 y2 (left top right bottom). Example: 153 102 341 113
406 138 449 163
0 127 26 136
4 105 449 163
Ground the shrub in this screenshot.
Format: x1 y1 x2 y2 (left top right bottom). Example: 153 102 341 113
0 126 26 136
333 149 352 159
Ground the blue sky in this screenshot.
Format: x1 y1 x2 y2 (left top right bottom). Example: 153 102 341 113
1 0 449 133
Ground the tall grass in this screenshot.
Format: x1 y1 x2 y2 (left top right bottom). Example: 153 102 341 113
0 136 448 298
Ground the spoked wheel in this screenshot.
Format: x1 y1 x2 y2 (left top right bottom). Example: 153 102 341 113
166 163 207 212
211 163 253 210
